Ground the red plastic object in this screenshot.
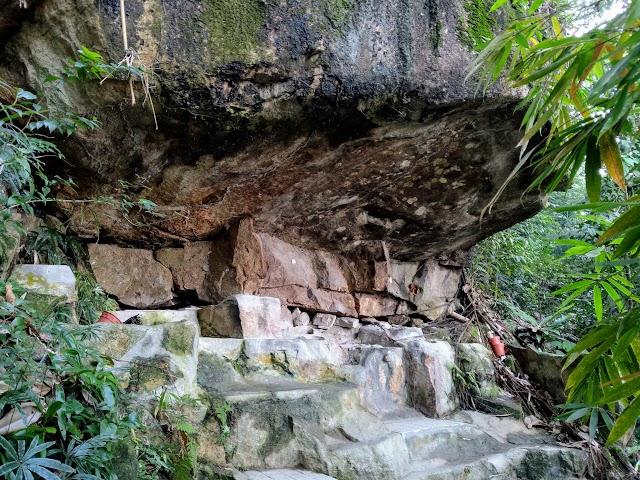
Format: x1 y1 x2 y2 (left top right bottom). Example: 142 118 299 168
97 311 121 324
489 335 506 357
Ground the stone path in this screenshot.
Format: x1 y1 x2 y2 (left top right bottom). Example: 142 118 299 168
243 470 336 479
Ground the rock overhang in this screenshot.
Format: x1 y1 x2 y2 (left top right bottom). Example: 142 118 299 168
0 0 544 261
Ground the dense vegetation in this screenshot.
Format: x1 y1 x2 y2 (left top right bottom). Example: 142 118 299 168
0 51 199 479
470 0 640 462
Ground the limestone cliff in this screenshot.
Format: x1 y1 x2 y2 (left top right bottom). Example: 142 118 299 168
0 0 542 260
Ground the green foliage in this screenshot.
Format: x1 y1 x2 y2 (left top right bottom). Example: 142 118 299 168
213 401 232 446
0 47 157 478
458 0 499 49
470 182 596 349
1 47 150 219
0 279 137 478
473 0 640 449
469 0 640 210
75 271 119 325
136 390 202 480
23 226 84 267
0 435 74 480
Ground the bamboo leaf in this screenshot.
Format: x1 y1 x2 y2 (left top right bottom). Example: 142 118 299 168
566 340 616 390
606 395 640 446
598 206 640 244
600 376 640 404
565 322 619 369
489 0 509 13
598 131 626 191
613 224 640 258
553 279 593 295
594 285 603 322
529 0 545 14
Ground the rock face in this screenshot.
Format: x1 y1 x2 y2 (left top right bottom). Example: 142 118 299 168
0 0 544 264
94 319 200 397
197 294 291 339
87 218 463 319
88 244 174 308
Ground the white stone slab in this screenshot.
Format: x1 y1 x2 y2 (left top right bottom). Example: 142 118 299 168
243 470 336 479
10 264 76 302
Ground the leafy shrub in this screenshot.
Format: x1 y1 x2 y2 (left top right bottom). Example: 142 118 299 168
75 271 119 325
0 280 137 479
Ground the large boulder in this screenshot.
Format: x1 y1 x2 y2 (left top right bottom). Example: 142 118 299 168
94 319 200 397
88 244 174 308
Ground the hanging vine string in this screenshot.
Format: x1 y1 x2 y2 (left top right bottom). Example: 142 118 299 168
106 0 158 129
119 0 135 105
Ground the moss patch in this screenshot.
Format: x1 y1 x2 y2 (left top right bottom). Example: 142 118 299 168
457 0 498 49
321 0 355 27
163 321 196 356
201 0 266 64
127 356 175 392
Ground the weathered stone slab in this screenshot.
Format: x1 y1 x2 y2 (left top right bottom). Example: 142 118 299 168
292 308 311 327
88 244 174 308
10 264 76 303
243 470 336 480
313 313 336 330
336 317 359 329
258 234 350 293
198 300 243 338
257 284 357 317
401 339 457 417
350 345 407 416
378 258 462 320
94 319 199 397
113 308 198 326
198 295 290 339
355 293 399 317
357 324 424 347
509 345 572 404
156 242 216 300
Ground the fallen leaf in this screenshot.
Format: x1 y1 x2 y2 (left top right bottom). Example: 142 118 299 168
524 415 545 429
5 284 15 305
0 402 42 435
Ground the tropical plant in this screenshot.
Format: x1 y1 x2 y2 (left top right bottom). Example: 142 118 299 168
135 390 202 480
471 0 640 446
0 279 139 478
0 48 158 477
75 271 119 325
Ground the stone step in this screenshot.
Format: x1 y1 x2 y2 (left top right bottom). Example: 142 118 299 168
383 416 492 463
403 445 586 480
241 469 337 480
297 411 586 480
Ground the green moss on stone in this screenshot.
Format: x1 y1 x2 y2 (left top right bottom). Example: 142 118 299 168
163 321 196 356
201 0 266 64
321 0 355 26
111 441 138 480
430 18 443 50
127 356 176 392
457 0 498 49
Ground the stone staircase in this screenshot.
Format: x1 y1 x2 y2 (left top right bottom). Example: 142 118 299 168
95 299 586 480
